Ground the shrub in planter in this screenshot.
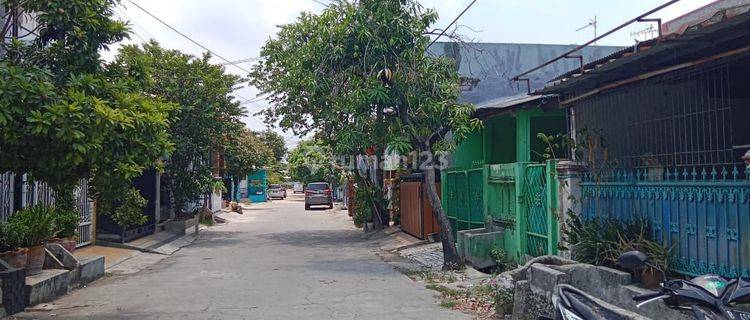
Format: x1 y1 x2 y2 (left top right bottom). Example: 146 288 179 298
111 188 149 230
353 185 384 228
8 205 55 275
50 209 80 253
0 222 28 269
565 213 671 286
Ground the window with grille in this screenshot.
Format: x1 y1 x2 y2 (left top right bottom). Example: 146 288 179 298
571 58 750 178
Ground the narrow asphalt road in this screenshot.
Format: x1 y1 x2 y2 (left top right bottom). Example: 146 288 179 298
17 194 469 320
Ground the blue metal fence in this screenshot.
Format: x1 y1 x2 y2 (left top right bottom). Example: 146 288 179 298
581 165 750 278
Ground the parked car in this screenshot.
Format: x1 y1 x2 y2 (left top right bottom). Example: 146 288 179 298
267 184 287 199
293 182 304 194
304 182 332 210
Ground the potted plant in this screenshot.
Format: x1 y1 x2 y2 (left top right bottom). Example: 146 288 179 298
49 208 79 253
0 221 28 269
8 205 55 275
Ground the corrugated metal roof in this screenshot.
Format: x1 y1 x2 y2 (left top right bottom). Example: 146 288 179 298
543 1 750 95
473 94 558 119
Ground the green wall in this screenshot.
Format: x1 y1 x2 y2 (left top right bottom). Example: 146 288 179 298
450 108 567 169
530 114 567 162
452 128 484 169
484 116 517 164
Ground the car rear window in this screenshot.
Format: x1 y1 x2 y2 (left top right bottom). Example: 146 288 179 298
269 184 281 189
307 183 329 191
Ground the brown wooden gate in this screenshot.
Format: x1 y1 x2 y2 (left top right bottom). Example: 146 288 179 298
399 178 440 240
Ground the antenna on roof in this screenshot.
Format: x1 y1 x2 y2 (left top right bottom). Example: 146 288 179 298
576 15 598 45
630 25 658 42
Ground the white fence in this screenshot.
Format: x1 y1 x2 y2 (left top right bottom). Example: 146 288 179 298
0 173 94 247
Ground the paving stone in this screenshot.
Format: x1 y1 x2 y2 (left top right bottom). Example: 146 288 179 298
400 243 444 269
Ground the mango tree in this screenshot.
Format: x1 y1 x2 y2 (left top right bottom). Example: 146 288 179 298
250 0 478 269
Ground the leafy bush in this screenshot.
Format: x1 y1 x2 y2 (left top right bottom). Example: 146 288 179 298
352 184 386 228
489 247 513 272
0 222 25 252
111 188 149 229
212 181 228 194
566 213 670 271
53 209 80 238
7 205 55 247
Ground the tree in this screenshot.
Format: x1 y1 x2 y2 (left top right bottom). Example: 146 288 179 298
224 129 273 201
255 130 287 162
287 140 342 185
0 0 173 217
115 41 247 215
255 129 288 186
250 2 395 229
251 0 478 269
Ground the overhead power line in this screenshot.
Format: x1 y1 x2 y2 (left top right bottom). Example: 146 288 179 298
117 5 156 41
126 0 250 74
429 0 479 46
311 0 330 7
217 57 262 66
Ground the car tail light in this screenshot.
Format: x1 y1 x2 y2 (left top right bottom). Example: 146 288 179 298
324 189 331 195
305 190 311 196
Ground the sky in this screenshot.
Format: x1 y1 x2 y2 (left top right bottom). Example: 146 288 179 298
103 0 715 149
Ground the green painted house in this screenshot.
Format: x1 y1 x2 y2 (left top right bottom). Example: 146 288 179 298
428 42 622 265
442 94 567 263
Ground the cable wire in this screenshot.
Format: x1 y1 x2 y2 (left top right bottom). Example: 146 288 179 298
217 57 262 66
117 5 156 41
429 0 479 46
126 0 250 74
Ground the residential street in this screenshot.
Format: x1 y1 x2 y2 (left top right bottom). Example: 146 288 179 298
16 195 468 320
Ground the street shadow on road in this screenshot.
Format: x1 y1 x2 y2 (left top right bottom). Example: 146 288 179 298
16 310 157 320
187 231 249 249
257 229 370 249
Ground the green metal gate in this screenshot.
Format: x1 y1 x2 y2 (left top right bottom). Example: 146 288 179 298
467 169 485 227
443 161 559 260
486 164 519 258
521 161 558 258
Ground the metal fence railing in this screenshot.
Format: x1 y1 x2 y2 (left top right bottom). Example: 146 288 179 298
0 172 94 247
581 165 750 278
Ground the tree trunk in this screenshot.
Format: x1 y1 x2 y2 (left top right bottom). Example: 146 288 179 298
164 173 177 220
372 149 389 230
422 148 464 270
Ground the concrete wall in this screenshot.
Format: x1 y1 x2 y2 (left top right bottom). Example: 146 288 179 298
428 42 623 106
511 262 691 320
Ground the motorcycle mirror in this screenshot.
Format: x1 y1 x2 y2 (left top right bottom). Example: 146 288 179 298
617 251 649 271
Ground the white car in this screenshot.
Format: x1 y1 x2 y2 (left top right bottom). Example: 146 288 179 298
267 184 287 199
292 182 304 194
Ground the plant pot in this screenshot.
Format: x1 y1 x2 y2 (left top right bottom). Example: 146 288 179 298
0 248 28 269
49 237 77 253
25 245 46 276
640 267 664 289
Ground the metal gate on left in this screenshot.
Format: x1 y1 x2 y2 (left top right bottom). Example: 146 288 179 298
74 179 94 247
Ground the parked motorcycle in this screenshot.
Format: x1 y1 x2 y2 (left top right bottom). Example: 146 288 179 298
548 251 750 320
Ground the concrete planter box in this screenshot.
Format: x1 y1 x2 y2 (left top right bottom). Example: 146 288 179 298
457 228 503 269
0 262 26 316
25 269 69 307
164 215 199 236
